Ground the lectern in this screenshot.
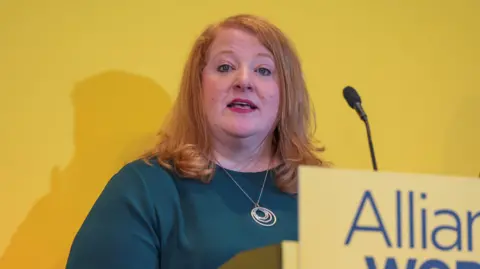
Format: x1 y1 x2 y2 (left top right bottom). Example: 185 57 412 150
222 167 480 269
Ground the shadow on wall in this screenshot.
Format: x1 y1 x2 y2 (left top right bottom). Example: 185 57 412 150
0 70 172 269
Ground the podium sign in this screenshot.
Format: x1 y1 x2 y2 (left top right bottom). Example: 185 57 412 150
298 166 479 269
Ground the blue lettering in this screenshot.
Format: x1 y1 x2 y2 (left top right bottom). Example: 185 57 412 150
345 190 392 247
365 256 416 269
349 191 479 268
421 193 427 249
432 210 462 251
457 261 480 269
396 191 402 248
409 191 415 248
419 259 449 269
366 257 480 269
467 211 480 252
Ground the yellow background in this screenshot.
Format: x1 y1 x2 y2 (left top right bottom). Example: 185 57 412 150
299 166 480 268
1 0 478 268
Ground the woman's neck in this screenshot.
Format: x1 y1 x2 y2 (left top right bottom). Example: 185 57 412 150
211 135 276 172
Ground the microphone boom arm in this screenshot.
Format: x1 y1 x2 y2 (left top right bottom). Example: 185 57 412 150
363 117 378 171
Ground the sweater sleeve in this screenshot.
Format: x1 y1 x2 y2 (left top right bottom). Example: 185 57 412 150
66 164 162 269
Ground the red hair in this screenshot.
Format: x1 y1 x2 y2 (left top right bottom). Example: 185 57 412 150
143 14 329 193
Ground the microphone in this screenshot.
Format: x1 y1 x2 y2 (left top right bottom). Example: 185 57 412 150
343 86 378 171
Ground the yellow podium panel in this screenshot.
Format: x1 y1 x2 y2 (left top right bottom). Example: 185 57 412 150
298 166 479 269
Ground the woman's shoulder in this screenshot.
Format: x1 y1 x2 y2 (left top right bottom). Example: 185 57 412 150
80 158 181 240
119 157 172 174
108 158 180 201
66 158 179 268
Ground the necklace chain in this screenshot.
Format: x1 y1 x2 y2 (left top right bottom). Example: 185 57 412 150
218 158 277 227
221 167 269 207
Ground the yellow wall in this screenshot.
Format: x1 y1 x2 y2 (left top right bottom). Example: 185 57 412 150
0 1 478 268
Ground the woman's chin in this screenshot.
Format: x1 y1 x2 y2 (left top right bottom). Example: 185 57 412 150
222 127 258 139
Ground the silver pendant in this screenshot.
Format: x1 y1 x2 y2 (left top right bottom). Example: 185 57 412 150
251 206 277 227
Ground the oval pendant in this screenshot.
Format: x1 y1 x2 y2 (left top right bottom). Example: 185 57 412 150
251 206 277 227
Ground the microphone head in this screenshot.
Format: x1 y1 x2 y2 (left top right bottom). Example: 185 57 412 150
343 86 362 108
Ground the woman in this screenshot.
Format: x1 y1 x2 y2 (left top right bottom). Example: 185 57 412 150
66 14 328 269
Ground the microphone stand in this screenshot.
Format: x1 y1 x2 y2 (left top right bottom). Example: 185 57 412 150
343 86 379 172
362 117 378 171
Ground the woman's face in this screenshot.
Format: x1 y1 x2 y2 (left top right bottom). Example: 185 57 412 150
201 28 280 142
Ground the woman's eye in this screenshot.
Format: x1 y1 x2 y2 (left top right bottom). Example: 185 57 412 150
217 64 232 72
256 67 272 76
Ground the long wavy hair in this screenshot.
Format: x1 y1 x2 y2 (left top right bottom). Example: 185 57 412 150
143 14 329 193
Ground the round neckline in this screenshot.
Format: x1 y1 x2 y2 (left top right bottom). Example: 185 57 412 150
215 164 279 176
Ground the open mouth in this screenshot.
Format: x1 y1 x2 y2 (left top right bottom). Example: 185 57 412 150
227 102 258 109
227 99 258 110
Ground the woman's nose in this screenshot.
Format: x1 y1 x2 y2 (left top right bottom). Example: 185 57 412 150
233 67 253 91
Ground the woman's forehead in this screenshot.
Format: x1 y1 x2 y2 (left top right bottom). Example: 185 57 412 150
206 28 273 60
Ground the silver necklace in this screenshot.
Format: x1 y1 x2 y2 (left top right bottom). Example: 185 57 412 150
221 166 277 227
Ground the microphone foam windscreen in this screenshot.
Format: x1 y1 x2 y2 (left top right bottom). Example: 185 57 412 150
343 86 362 108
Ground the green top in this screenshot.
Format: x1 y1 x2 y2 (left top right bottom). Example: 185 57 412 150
65 159 298 269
